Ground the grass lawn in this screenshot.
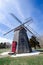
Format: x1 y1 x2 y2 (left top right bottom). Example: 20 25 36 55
0 48 11 53
0 48 43 65
0 54 43 65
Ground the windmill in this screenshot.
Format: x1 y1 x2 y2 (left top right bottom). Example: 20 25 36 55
10 13 41 49
3 13 40 53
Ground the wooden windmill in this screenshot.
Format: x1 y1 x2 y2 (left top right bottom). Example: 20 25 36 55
4 13 40 54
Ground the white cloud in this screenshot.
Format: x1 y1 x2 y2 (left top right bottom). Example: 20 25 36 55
0 13 14 29
0 0 25 29
14 1 25 19
0 13 5 19
0 0 3 8
0 0 6 9
0 37 12 43
10 0 25 19
0 29 5 34
0 0 10 8
0 0 25 19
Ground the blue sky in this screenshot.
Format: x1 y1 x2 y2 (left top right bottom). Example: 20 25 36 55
0 0 43 42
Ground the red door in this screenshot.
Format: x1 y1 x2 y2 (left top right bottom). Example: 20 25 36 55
12 41 17 53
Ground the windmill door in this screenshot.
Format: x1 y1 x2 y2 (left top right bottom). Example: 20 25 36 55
12 41 17 53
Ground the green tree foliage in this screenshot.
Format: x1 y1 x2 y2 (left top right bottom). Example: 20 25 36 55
0 42 11 49
29 36 41 49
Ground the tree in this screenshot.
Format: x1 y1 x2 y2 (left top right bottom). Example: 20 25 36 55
29 35 41 49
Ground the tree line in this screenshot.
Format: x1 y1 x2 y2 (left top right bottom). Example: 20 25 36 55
0 42 11 49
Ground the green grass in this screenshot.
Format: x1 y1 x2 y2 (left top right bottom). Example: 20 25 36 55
0 48 11 53
0 48 43 65
0 54 43 65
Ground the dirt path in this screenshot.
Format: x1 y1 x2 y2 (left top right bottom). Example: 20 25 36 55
0 52 10 58
0 55 9 58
